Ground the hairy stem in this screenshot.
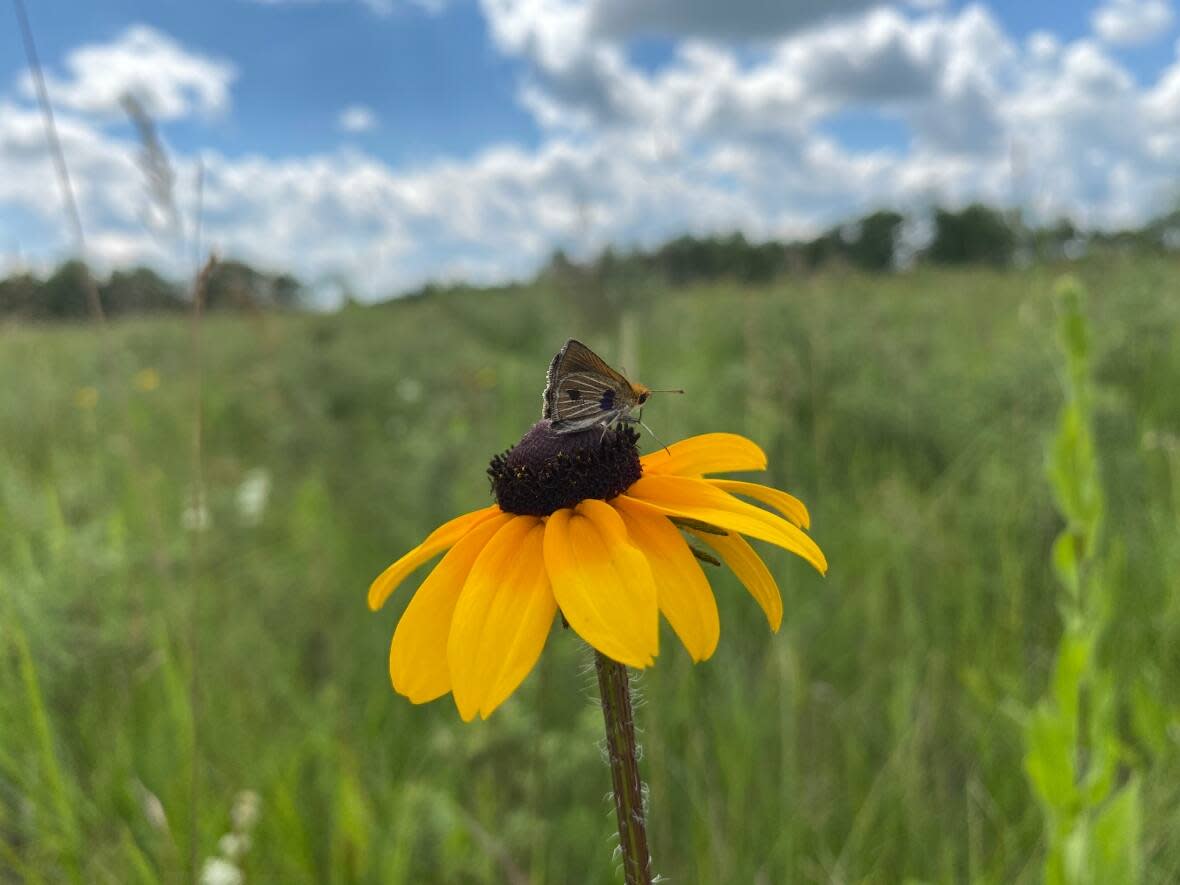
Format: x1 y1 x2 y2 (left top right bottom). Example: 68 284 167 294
594 651 652 885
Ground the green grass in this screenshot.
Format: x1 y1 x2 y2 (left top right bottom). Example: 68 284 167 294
3 255 1180 883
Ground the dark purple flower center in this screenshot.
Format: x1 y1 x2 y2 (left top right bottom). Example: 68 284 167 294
488 421 642 516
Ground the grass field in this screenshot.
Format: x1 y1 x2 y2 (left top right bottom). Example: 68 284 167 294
3 255 1180 884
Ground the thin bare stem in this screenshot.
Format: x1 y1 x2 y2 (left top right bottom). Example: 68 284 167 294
186 254 215 884
11 0 104 323
594 651 653 885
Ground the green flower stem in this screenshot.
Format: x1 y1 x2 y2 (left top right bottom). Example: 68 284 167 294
594 650 653 885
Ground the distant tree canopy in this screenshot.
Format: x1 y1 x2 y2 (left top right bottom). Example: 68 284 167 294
0 259 306 321
848 210 906 271
928 204 1016 266
655 233 787 285
100 267 181 315
546 200 1179 295
42 261 99 318
204 261 304 311
541 211 910 298
0 272 43 319
6 201 1180 320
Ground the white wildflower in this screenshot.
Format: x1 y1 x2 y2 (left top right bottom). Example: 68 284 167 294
199 857 242 885
236 469 271 526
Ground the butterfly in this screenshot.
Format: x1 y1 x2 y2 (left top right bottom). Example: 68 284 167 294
542 338 681 435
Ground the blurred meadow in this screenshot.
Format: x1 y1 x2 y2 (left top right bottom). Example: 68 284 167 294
4 253 1180 883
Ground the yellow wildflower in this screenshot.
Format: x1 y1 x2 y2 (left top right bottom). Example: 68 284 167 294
370 425 826 721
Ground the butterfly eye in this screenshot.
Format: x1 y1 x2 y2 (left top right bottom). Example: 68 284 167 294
638 392 648 404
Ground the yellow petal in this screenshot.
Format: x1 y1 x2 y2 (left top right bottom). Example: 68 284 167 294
613 497 719 662
623 475 827 575
707 479 811 529
369 505 501 610
388 513 513 703
542 500 659 668
640 433 767 477
689 529 783 632
448 517 557 721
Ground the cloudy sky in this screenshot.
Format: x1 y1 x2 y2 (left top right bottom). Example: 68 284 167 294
2 0 1180 297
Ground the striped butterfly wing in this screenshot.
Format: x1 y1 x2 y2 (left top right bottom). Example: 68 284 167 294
542 339 637 428
549 372 630 426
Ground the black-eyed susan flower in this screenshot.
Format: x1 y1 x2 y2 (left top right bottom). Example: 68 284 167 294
368 423 826 721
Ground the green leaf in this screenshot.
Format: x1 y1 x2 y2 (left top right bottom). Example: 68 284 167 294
1052 532 1080 596
1052 631 1091 723
1024 704 1076 813
1090 780 1142 885
333 761 374 878
1062 821 1092 885
1130 674 1169 758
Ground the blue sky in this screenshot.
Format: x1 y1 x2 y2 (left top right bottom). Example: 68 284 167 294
2 0 1180 296
4 0 541 159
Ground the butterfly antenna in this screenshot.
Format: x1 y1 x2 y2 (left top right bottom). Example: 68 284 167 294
637 413 671 455
648 388 685 395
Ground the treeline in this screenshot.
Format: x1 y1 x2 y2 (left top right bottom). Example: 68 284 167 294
0 259 303 321
6 203 1180 319
540 204 1180 289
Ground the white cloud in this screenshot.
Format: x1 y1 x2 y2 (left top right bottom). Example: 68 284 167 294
18 25 235 120
0 101 144 238
245 0 446 15
1092 0 1174 47
337 105 378 133
588 0 880 41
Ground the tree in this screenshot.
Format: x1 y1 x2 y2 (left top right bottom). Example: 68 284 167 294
927 204 1015 266
0 272 43 319
270 273 305 309
101 267 183 315
41 260 93 318
803 229 846 270
202 260 304 311
847 210 904 271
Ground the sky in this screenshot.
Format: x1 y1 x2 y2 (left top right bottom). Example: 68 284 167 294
2 0 1180 298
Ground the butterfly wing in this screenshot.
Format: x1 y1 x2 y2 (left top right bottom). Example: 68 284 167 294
549 372 629 426
553 340 629 382
542 339 638 430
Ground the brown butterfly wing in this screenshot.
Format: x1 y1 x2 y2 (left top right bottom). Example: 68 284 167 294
550 373 617 423
542 339 637 427
554 340 629 383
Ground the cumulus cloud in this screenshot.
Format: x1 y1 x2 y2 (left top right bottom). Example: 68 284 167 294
18 25 235 120
245 0 446 15
0 101 143 237
337 105 378 133
1091 0 1174 47
588 0 880 41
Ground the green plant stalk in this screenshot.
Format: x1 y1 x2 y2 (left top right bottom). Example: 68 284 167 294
594 651 653 885
7 588 81 883
1023 276 1141 885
